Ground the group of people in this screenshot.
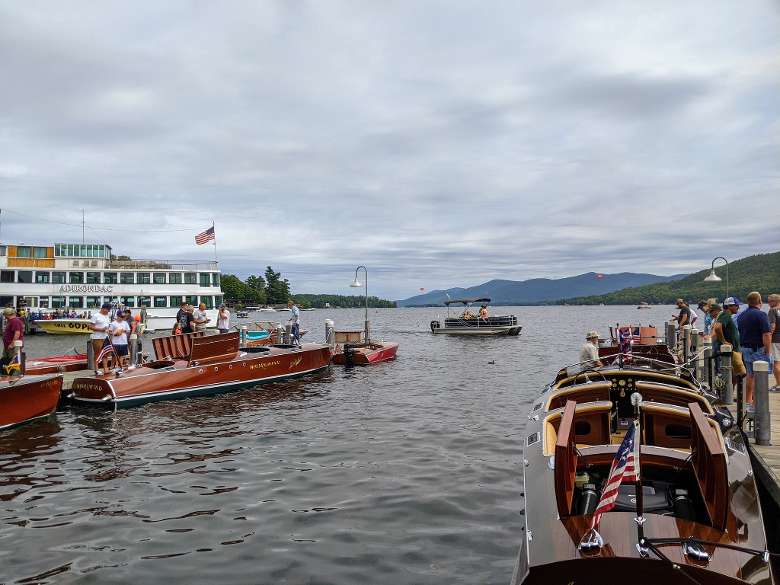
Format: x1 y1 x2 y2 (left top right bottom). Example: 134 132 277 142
89 303 142 372
461 304 490 320
172 302 226 335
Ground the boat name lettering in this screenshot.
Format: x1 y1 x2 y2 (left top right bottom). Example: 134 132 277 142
59 284 114 293
249 360 281 370
73 383 104 392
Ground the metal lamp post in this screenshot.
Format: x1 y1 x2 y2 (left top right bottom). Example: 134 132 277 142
350 266 369 343
703 256 729 300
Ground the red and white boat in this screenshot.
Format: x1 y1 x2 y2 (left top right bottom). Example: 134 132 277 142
0 374 63 430
331 341 399 366
70 331 331 407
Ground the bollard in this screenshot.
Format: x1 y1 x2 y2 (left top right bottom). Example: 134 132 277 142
665 321 676 350
276 324 286 344
719 344 733 405
682 325 691 365
324 319 335 348
13 339 25 375
754 361 771 446
241 325 248 346
285 324 292 344
703 340 713 390
129 333 138 366
87 339 95 370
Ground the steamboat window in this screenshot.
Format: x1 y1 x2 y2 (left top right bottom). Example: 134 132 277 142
68 296 84 308
184 272 197 284
16 246 31 258
121 296 135 307
0 270 14 283
52 271 66 284
86 296 101 308
0 245 5 256
215 295 223 306
169 273 183 284
200 296 214 309
199 273 210 287
86 272 101 284
17 271 32 283
185 295 198 306
120 272 135 285
51 296 65 308
170 295 183 307
137 272 151 284
137 296 151 308
34 247 48 258
154 296 167 308
153 273 166 284
104 272 118 284
39 297 50 309
69 272 84 284
211 273 220 287
36 272 51 284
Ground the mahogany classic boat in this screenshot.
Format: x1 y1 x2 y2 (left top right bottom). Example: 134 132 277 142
331 341 399 366
512 342 774 585
69 331 331 407
25 352 88 375
0 374 63 430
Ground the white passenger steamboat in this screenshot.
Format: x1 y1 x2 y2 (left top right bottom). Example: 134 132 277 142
0 242 223 332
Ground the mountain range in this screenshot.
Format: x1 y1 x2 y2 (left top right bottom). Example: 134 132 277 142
397 272 686 307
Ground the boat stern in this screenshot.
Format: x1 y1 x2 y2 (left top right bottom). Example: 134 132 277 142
70 376 116 404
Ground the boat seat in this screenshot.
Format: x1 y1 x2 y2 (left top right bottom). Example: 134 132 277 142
634 381 712 414
546 382 611 411
188 331 240 366
543 400 612 456
152 331 205 360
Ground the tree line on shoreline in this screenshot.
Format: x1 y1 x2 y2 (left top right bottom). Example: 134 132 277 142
221 267 396 308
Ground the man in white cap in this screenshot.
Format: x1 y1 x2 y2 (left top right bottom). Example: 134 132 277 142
580 331 603 370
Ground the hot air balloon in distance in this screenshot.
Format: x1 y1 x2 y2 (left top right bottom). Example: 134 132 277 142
595 273 605 280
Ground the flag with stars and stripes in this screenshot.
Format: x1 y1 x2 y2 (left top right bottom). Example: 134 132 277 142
590 421 640 529
195 226 215 245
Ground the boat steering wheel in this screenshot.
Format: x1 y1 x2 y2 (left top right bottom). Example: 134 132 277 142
572 368 608 384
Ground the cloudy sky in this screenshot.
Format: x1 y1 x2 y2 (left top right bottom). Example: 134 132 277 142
1 1 778 299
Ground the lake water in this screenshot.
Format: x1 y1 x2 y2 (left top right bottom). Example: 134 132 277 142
0 305 679 584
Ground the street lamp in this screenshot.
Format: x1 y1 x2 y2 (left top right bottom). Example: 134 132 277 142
703 256 729 299
350 265 369 342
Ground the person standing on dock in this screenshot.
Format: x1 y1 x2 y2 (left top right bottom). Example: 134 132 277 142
176 302 194 334
217 304 230 334
1 307 24 367
193 303 210 332
768 294 780 391
90 303 112 373
738 291 772 404
579 331 603 370
673 299 692 328
109 311 130 367
288 299 301 345
711 301 745 379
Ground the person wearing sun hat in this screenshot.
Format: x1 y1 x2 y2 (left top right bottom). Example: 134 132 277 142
579 330 603 370
2 307 24 366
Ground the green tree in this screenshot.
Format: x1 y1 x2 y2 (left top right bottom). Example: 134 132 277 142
245 274 267 304
221 274 248 304
265 266 291 305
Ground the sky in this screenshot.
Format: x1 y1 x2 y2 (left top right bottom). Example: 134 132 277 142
1 1 778 300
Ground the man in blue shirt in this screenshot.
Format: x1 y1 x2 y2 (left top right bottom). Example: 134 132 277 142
738 291 772 403
287 299 301 345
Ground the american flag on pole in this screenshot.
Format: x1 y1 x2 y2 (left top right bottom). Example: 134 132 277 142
195 226 215 245
96 341 117 365
618 326 633 356
590 421 640 529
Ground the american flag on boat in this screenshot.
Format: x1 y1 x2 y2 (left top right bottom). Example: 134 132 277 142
590 420 640 529
618 326 633 356
195 226 215 245
96 342 118 365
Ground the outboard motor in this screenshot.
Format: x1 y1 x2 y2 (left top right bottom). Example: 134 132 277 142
343 343 355 367
578 483 599 515
430 320 440 333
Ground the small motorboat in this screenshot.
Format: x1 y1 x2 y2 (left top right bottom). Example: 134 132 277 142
637 302 651 309
331 341 399 365
69 331 331 407
511 335 774 585
33 318 92 334
430 298 521 336
257 307 276 313
236 311 249 318
0 374 63 430
25 352 88 375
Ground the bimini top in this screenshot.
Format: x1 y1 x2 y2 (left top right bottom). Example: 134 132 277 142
444 297 491 306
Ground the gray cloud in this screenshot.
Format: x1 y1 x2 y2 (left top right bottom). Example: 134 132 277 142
0 1 778 299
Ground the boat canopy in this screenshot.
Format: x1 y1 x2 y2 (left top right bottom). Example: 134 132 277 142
444 297 491 306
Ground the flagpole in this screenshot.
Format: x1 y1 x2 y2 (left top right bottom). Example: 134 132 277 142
211 219 217 262
632 393 648 557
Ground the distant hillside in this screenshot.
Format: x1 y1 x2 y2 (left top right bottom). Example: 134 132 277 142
397 272 685 307
563 251 780 305
294 294 396 309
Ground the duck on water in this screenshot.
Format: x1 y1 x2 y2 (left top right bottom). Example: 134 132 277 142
512 334 774 585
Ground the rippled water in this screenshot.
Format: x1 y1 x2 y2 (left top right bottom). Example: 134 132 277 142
0 305 677 584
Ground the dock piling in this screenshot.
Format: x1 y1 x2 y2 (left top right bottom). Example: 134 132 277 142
665 321 676 351
754 360 771 446
325 319 335 348
129 333 138 365
682 325 691 365
719 344 733 405
87 340 95 370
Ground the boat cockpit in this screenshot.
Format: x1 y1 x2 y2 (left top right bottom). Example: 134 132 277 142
535 367 731 534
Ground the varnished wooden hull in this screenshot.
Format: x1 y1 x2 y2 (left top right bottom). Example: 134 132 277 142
70 343 331 407
331 342 399 365
0 374 62 430
25 353 88 375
